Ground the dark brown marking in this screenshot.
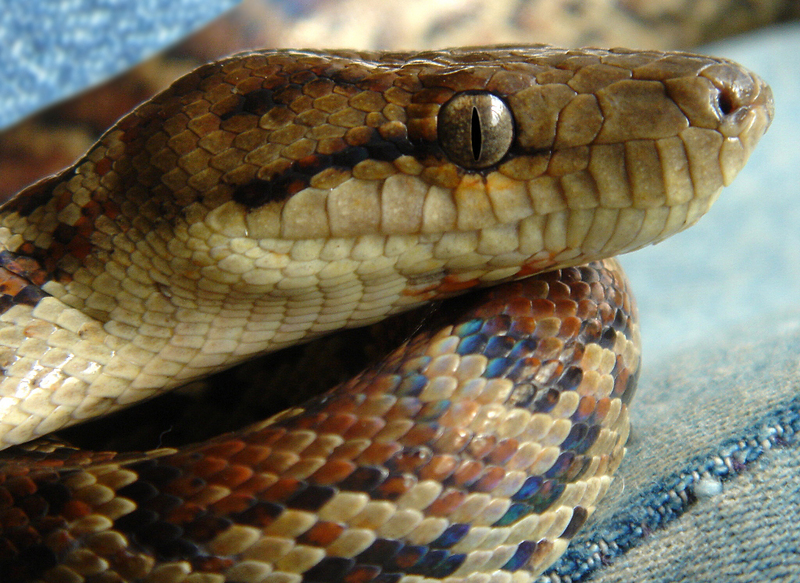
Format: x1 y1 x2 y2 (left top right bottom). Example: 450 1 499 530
561 506 589 539
231 129 414 208
0 251 49 287
217 87 281 121
0 175 61 218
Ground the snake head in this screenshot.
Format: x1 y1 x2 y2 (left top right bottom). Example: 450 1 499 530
0 46 774 446
0 47 773 376
0 48 773 311
208 46 772 266
411 47 774 249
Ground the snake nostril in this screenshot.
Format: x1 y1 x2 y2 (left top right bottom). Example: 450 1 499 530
717 87 736 116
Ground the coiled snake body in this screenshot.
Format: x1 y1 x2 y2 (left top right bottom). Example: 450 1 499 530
0 47 772 582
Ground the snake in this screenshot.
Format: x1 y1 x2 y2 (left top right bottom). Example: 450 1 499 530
0 46 772 583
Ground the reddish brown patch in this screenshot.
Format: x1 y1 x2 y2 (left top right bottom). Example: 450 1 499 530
401 423 441 447
95 157 112 176
342 417 385 440
431 427 472 454
61 499 91 520
374 474 415 500
361 375 400 397
257 451 299 475
321 395 360 415
262 477 304 502
355 441 402 466
487 439 519 465
613 360 631 399
385 398 423 421
558 316 582 339
426 489 466 516
344 564 382 583
0 254 48 286
324 441 365 461
190 456 228 479
102 198 121 220
297 520 344 547
229 444 272 467
211 464 254 488
290 412 328 431
418 454 458 482
472 466 505 492
466 434 496 460
0 268 29 297
309 459 356 486
574 396 597 419
390 448 431 473
593 398 611 424
234 473 277 497
66 234 93 261
209 492 254 515
317 413 358 435
200 439 247 459
161 471 206 498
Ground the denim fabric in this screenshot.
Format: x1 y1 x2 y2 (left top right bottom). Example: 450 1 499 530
0 0 240 128
541 25 800 582
603 444 800 580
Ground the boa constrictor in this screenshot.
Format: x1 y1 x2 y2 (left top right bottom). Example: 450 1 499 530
0 46 772 583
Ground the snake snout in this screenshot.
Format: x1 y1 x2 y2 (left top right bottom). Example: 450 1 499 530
718 69 773 123
701 62 774 141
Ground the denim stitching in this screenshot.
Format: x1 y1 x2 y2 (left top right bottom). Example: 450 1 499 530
538 397 800 582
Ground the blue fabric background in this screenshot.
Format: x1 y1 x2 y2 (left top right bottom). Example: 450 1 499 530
0 0 241 129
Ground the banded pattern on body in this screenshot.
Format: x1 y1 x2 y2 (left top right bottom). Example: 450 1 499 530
2 261 637 583
0 46 772 582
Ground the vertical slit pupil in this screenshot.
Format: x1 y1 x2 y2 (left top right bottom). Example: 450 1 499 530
471 106 482 161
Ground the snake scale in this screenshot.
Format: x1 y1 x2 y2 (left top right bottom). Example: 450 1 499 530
0 46 772 582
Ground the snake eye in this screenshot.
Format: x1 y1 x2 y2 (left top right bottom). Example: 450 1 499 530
438 92 514 169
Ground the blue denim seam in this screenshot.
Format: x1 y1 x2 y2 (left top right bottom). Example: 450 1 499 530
537 395 800 582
